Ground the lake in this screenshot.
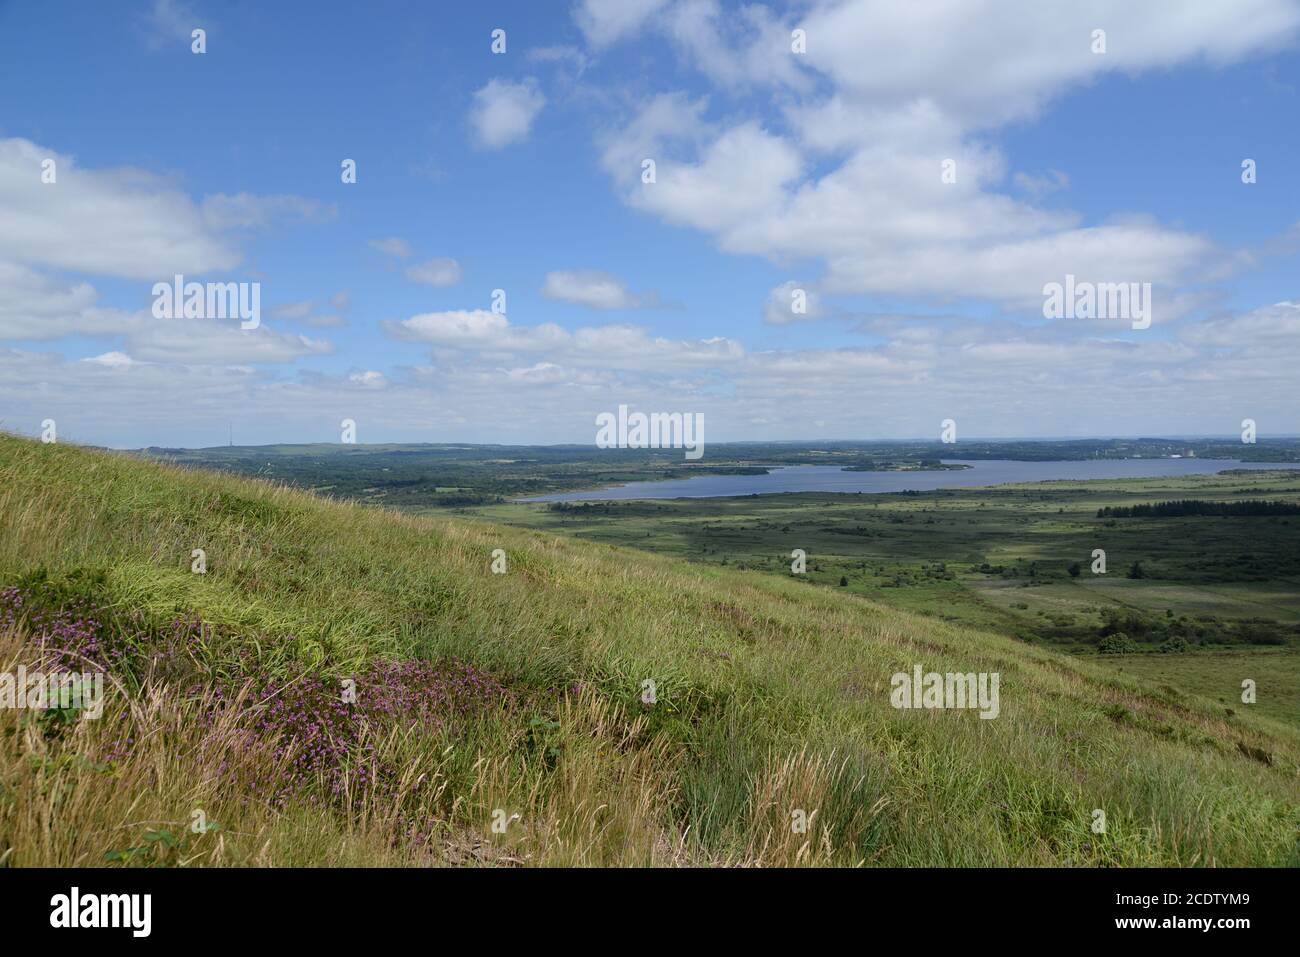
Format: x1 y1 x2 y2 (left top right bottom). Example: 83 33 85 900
521 459 1300 502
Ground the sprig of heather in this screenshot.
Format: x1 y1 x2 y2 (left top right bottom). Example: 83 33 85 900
0 584 122 672
224 658 512 809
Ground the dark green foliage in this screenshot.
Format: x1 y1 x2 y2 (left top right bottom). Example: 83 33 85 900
1098 632 1137 654
1099 499 1300 518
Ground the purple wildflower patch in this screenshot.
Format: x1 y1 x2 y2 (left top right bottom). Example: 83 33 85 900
2 585 513 811
231 658 511 808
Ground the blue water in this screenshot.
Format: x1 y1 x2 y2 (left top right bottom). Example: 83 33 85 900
522 459 1300 502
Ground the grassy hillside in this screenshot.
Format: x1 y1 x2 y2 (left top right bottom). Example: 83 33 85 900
1 433 1297 867
464 473 1300 731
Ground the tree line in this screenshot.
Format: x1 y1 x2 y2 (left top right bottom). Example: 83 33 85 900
1097 499 1300 518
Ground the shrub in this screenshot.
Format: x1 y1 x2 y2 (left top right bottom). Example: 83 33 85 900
1098 632 1137 654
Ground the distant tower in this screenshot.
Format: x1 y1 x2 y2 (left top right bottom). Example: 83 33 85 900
229 423 233 447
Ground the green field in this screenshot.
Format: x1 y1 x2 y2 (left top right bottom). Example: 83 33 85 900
1107 649 1300 729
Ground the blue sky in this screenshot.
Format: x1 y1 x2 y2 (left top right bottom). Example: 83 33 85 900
1 0 1299 448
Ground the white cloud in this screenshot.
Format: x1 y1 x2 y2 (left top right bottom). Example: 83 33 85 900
271 301 314 321
83 351 136 368
0 260 334 363
575 0 670 48
0 261 131 340
385 310 526 348
368 237 412 259
588 0 1300 308
8 291 1300 446
124 319 333 364
661 0 807 90
1183 300 1300 347
598 91 710 184
794 0 1300 131
470 79 546 149
405 258 462 287
142 0 201 49
271 299 346 328
1013 169 1070 198
200 193 335 231
541 270 662 310
601 94 1213 306
762 281 827 325
528 45 590 74
607 119 803 235
0 138 331 284
383 309 741 370
503 361 566 382
0 138 238 280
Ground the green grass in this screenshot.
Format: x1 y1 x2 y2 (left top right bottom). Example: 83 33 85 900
1 434 1297 866
1107 649 1300 729
463 472 1300 726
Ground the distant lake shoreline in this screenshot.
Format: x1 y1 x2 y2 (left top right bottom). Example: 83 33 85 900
520 459 1300 503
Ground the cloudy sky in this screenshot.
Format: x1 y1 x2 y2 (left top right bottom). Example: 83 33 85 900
1 0 1299 448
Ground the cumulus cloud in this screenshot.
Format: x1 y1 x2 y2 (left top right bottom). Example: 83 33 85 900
384 310 518 348
793 0 1300 130
587 0 1300 308
0 137 332 291
469 79 546 149
575 0 670 48
111 319 333 365
660 0 808 91
83 351 136 368
0 260 334 363
0 261 130 340
383 309 741 370
0 138 239 280
762 281 827 325
541 270 663 310
8 294 1300 447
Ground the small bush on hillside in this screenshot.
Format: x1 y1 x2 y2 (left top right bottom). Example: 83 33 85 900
1098 632 1137 654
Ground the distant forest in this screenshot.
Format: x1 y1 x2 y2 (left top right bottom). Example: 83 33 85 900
1097 499 1300 518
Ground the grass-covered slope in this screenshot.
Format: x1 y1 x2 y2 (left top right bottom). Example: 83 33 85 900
0 434 1296 866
